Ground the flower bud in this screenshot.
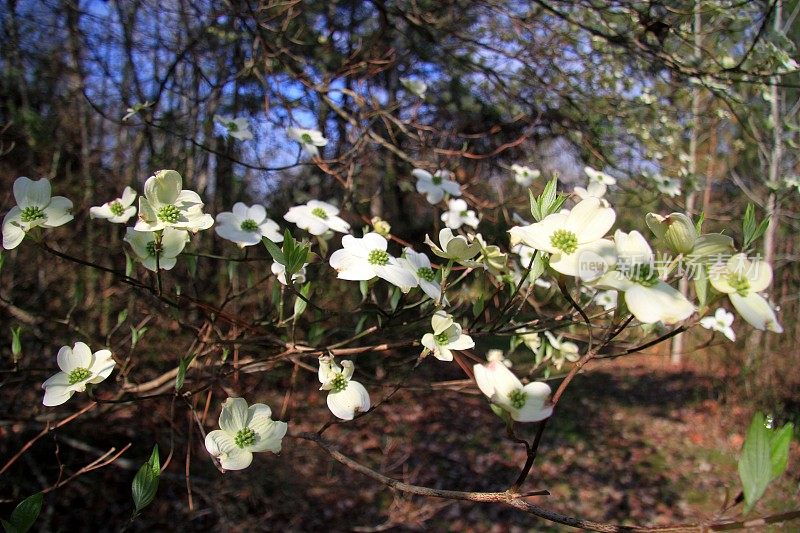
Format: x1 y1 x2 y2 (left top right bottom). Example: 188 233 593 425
370 216 391 238
646 212 696 254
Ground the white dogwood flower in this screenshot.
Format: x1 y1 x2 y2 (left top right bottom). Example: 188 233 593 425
487 349 512 368
510 164 540 186
284 200 350 235
508 197 616 279
400 77 427 98
214 115 253 141
90 186 137 223
272 262 307 285
584 166 616 185
594 230 695 324
573 181 608 206
543 331 581 370
709 254 782 333
700 308 736 342
3 177 73 250
425 228 481 264
287 127 327 157
124 227 188 271
215 202 282 247
441 198 479 230
42 342 115 407
135 170 213 233
329 232 417 292
398 247 441 301
421 310 475 361
204 397 287 471
413 168 461 204
516 328 542 353
593 289 618 311
318 356 371 420
473 361 553 422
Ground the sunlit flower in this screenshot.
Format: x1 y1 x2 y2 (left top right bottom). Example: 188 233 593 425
594 230 695 324
709 254 782 333
214 115 254 141
287 127 327 157
400 77 427 98
473 362 553 422
284 200 350 235
271 261 307 285
413 168 461 204
318 356 370 420
135 170 213 233
584 166 616 185
421 310 475 361
593 289 618 311
510 164 540 186
441 199 479 230
398 247 441 301
215 202 282 247
3 177 73 250
90 186 137 224
329 232 417 292
425 228 481 264
509 197 616 279
543 331 580 370
124 227 188 271
573 181 608 206
42 342 115 407
699 308 736 342
204 397 287 471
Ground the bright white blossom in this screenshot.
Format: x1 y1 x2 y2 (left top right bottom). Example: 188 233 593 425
509 197 616 279
709 254 782 333
584 166 616 185
284 200 350 235
204 397 287 471
287 127 327 157
89 186 137 223
425 228 481 264
487 349 512 368
510 164 540 186
318 356 371 420
329 232 417 292
573 181 609 206
473 361 553 422
593 289 618 311
421 310 475 362
42 342 115 407
398 247 441 301
400 77 427 98
125 227 188 271
649 174 682 197
214 115 253 141
594 230 695 324
441 198 479 230
215 202 282 247
135 170 213 233
543 331 581 370
3 177 73 250
271 261 307 285
699 308 736 342
413 168 461 204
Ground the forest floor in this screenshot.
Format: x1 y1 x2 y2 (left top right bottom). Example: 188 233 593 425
2 351 798 532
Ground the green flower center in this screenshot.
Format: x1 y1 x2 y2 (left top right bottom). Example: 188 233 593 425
550 229 578 254
20 206 46 223
301 133 313 144
145 241 162 257
434 332 450 345
432 174 443 185
368 249 389 266
311 207 328 219
109 201 125 216
629 263 659 287
330 373 348 393
227 122 238 131
417 267 435 282
240 219 259 232
68 367 92 385
728 273 750 296
234 427 256 448
157 204 181 224
509 389 527 410
460 210 469 217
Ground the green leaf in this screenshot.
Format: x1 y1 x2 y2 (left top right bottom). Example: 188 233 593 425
694 212 705 234
185 254 198 277
262 236 286 266
529 189 542 221
694 264 708 307
2 519 14 533
359 279 369 301
738 412 773 513
117 309 128 326
10 327 22 362
6 493 42 533
293 282 311 319
389 286 402 312
472 293 485 318
226 261 237 283
769 422 793 481
175 355 194 391
132 445 160 513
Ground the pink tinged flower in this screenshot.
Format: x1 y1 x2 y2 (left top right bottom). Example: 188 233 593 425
3 177 73 250
329 232 417 292
89 186 137 223
204 397 287 471
473 361 553 422
215 202 283 247
318 356 371 420
283 200 350 236
42 342 115 407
